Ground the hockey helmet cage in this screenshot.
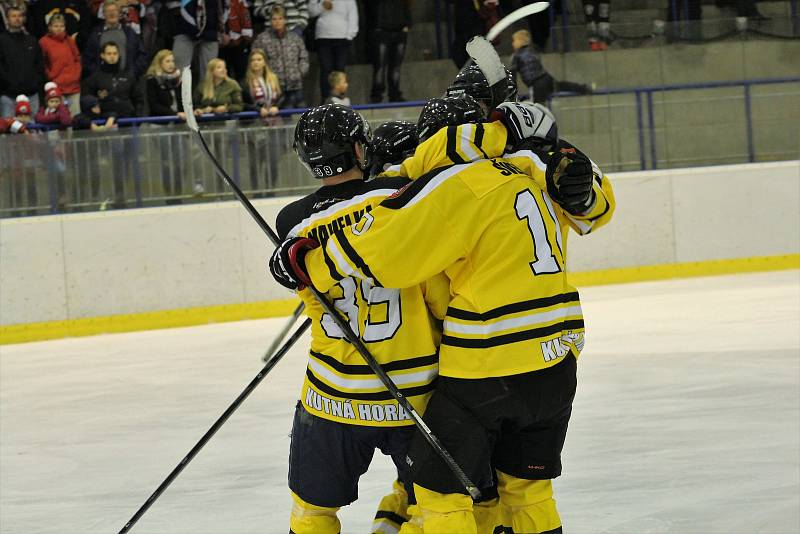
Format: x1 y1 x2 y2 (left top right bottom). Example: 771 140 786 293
446 63 517 115
366 120 419 177
417 95 484 143
293 104 372 178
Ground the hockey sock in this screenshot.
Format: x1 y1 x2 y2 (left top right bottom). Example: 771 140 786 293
289 491 341 534
496 471 562 534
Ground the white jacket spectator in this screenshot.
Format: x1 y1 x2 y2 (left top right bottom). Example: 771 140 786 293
308 0 358 101
309 0 358 40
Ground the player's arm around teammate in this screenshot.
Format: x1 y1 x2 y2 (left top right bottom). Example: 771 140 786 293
381 97 615 238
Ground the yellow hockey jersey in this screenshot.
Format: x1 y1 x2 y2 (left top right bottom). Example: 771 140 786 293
305 157 593 379
276 177 450 427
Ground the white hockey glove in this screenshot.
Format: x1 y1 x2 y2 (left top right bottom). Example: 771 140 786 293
491 101 558 151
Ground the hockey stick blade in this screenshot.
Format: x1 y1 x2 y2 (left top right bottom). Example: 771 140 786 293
180 67 199 133
486 1 549 42
466 36 505 86
119 318 312 533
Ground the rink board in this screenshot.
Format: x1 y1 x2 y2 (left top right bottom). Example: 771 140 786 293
1 160 799 342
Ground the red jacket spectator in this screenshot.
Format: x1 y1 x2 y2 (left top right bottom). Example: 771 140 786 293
0 116 28 133
218 0 252 79
224 0 252 46
0 97 31 133
39 28 82 94
27 0 92 46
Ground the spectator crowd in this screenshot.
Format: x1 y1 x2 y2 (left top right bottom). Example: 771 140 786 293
0 0 418 131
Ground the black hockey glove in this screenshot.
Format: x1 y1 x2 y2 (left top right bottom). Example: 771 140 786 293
269 237 319 291
546 151 596 215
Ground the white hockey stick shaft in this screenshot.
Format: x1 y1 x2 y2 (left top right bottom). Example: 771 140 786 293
486 1 550 41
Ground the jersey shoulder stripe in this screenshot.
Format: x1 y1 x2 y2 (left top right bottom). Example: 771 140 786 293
285 187 398 238
380 164 455 209
333 227 383 287
445 125 467 164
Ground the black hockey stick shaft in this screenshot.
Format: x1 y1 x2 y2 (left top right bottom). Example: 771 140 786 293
262 301 305 362
119 317 312 534
189 129 480 500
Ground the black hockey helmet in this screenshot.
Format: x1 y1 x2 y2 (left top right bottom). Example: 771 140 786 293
446 63 517 115
416 95 484 143
365 120 418 177
293 104 372 178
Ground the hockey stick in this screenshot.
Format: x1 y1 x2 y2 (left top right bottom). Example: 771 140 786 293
486 1 550 42
262 301 305 362
179 68 481 499
119 317 312 534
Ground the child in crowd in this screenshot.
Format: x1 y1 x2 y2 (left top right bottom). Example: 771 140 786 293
1 95 37 215
194 58 244 115
323 70 350 106
35 82 73 129
0 96 32 134
71 94 116 210
39 14 82 116
71 95 117 131
510 29 593 105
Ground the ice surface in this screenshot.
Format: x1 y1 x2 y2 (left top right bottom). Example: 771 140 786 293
1 271 799 534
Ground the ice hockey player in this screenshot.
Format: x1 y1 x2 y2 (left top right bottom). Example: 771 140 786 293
365 120 418 179
270 96 615 533
445 62 518 117
269 103 450 534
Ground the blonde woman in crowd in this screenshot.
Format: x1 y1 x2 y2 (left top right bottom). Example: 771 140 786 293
145 49 186 204
194 58 244 115
242 48 281 119
242 48 284 195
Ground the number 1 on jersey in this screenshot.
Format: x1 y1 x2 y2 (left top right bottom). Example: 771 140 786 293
515 189 563 275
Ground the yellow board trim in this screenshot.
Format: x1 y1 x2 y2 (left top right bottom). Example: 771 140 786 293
567 254 799 287
2 254 798 345
0 299 301 345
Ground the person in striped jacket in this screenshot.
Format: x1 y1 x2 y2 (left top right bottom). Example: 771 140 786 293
252 0 307 36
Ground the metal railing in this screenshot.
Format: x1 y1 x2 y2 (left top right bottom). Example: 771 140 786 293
1 76 798 218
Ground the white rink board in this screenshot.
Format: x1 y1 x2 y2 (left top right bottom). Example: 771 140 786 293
1 271 798 533
1 161 799 325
